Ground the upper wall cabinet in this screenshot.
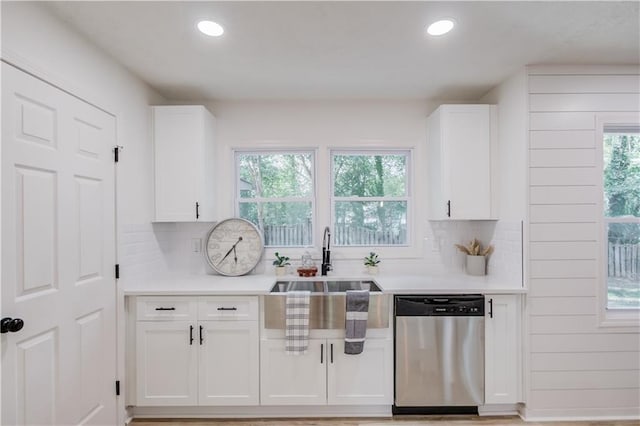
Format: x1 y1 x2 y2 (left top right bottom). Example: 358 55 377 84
152 105 216 222
426 104 498 220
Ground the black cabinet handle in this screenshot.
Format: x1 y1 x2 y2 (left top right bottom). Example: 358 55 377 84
1 317 24 334
189 325 194 345
489 298 494 318
446 200 451 217
217 307 237 311
320 343 324 364
196 202 200 219
199 325 204 345
155 307 175 311
330 343 334 364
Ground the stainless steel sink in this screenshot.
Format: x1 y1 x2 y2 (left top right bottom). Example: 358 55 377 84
269 280 381 293
264 280 389 329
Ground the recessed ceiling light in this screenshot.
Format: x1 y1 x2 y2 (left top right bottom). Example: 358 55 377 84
197 20 224 37
426 19 455 36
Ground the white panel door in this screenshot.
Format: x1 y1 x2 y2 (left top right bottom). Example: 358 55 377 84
198 321 259 405
485 295 520 404
327 338 393 405
260 339 326 405
1 63 117 425
136 321 198 406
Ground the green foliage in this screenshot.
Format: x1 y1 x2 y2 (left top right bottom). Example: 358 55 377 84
238 152 314 246
272 252 291 267
333 154 406 197
604 134 640 243
237 151 408 246
364 252 380 266
333 153 408 245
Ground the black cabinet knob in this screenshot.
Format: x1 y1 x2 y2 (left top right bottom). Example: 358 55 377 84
1 317 24 334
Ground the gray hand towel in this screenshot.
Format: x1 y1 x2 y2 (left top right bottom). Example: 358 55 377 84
344 289 369 354
285 290 310 355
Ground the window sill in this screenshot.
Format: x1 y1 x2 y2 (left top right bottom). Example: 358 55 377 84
599 309 640 330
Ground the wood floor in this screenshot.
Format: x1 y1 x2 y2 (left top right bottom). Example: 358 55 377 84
130 416 639 426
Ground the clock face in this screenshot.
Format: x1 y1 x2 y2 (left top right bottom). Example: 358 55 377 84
205 218 264 276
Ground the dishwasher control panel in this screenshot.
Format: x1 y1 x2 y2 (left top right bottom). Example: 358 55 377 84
395 295 485 316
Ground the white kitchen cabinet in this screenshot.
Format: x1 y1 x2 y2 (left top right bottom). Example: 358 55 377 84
134 296 259 407
484 294 520 404
326 338 393 405
426 104 498 220
260 339 327 405
152 105 216 222
136 321 198 406
199 321 259 405
260 337 393 406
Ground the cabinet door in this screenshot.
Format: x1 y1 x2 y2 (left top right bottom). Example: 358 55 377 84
260 339 326 405
427 104 497 220
442 105 493 219
327 338 393 405
136 321 197 406
198 321 259 405
153 106 200 221
153 106 208 222
485 295 520 404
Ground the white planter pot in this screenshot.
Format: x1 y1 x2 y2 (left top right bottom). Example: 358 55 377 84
466 255 486 276
275 266 287 276
366 265 379 275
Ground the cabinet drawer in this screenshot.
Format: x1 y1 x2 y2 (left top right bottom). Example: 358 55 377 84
198 296 258 321
136 297 197 321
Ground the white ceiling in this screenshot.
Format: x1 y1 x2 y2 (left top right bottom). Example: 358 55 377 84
45 1 640 101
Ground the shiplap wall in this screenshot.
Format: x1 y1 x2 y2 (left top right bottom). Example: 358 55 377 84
526 66 640 419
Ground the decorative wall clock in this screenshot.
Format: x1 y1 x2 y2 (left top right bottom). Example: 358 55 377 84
205 218 264 276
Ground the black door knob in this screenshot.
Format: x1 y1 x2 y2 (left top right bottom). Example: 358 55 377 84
1 317 24 334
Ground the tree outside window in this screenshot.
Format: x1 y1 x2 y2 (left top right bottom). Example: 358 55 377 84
236 151 314 247
603 128 640 309
332 151 409 246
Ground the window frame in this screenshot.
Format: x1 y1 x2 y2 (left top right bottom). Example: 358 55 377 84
330 149 412 248
596 114 640 328
234 149 317 248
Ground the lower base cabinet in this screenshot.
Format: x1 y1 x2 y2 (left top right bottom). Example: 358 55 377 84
135 296 259 406
136 321 198 405
260 338 393 406
327 339 393 405
485 294 520 404
199 321 259 405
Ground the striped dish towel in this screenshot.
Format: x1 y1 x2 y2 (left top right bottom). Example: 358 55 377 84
345 289 369 355
285 290 311 355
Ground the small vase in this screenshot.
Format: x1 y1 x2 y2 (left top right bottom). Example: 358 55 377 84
466 255 486 276
275 266 287 276
366 265 379 275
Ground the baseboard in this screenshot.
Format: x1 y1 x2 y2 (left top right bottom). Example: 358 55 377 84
131 405 392 419
520 406 640 421
478 403 520 416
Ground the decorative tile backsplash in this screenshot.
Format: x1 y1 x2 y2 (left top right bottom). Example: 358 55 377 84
119 219 522 284
427 219 523 283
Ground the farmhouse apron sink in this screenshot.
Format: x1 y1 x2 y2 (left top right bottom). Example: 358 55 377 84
264 280 389 329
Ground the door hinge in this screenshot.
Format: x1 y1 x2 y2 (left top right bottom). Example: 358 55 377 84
115 264 120 279
113 145 123 163
115 380 120 396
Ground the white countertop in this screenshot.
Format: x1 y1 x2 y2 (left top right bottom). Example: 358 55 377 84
123 272 526 296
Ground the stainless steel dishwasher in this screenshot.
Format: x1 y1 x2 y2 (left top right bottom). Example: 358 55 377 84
394 295 485 414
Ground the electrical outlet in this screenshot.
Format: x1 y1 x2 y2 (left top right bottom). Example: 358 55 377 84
192 238 201 253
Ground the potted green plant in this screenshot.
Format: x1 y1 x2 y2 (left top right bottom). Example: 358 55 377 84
455 239 494 276
273 252 291 276
364 252 380 275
